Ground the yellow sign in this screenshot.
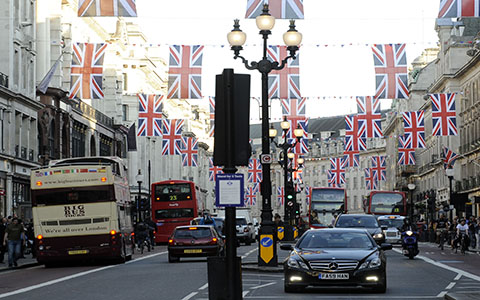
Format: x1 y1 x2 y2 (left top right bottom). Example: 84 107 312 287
259 235 274 264
277 226 284 240
293 227 298 239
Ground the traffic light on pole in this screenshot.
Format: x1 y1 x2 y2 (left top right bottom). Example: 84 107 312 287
285 184 295 208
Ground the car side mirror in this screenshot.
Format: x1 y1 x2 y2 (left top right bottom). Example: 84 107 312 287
381 225 388 231
280 244 293 251
380 243 393 251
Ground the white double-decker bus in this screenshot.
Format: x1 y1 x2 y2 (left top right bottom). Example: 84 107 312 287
31 157 134 265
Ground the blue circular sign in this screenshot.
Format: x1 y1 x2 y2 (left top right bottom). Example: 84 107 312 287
278 228 284 233
260 237 273 248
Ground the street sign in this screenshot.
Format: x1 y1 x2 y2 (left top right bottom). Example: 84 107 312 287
277 226 284 240
259 235 274 264
215 173 244 207
260 154 272 164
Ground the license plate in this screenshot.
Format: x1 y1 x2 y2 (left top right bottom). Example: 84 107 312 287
68 250 89 255
319 273 349 280
184 249 202 253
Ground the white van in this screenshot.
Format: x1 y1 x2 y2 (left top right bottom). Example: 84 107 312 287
217 209 256 245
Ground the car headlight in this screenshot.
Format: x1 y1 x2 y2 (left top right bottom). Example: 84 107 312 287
374 233 384 239
359 257 381 269
406 231 413 236
287 258 308 269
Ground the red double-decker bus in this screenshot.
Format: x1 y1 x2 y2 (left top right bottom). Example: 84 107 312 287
309 187 347 228
151 180 200 243
365 191 407 216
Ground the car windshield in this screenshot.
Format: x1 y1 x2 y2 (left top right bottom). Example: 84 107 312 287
297 231 376 249
236 218 247 226
336 216 379 228
378 218 404 229
174 228 212 239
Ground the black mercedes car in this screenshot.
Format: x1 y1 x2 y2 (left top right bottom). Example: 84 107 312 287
334 214 386 245
280 228 392 293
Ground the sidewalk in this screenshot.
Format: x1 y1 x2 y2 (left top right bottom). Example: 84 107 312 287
0 253 39 272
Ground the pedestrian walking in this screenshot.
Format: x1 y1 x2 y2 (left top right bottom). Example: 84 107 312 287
0 218 7 263
3 218 25 268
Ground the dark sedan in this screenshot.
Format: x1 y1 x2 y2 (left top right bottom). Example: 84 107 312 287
334 214 386 244
281 228 392 293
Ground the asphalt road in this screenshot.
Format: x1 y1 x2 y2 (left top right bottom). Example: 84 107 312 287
0 243 479 300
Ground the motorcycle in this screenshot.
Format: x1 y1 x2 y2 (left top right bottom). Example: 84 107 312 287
401 230 419 259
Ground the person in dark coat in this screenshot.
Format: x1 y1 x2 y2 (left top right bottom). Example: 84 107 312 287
0 218 7 263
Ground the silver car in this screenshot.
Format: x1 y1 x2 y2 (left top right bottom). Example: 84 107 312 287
377 215 405 244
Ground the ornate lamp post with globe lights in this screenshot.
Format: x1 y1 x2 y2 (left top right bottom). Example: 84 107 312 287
227 4 302 266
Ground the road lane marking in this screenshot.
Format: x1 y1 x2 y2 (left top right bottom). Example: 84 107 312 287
198 283 208 290
446 282 456 289
455 273 462 280
250 282 276 289
243 291 249 297
436 291 447 298
181 292 198 300
0 251 167 299
241 248 258 259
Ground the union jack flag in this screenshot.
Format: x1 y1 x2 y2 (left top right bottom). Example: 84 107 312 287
277 187 285 206
327 170 339 188
398 135 416 165
69 43 107 100
209 97 215 137
330 158 345 187
161 119 184 156
245 0 304 19
356 96 383 138
443 146 460 169
343 149 360 168
248 159 263 183
345 115 366 151
438 0 480 18
403 111 426 148
78 0 137 17
267 46 301 99
167 45 203 99
371 156 386 182
137 94 163 137
281 98 306 116
244 184 258 206
305 186 312 206
288 118 308 154
430 93 458 136
209 158 223 181
365 168 378 190
181 137 198 167
372 43 409 99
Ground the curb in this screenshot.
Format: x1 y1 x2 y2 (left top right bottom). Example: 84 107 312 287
241 265 284 273
444 292 480 300
0 261 40 273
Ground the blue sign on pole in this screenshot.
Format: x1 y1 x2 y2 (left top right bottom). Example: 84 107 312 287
215 173 244 207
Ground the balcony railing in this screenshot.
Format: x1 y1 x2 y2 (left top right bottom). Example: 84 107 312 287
21 147 27 159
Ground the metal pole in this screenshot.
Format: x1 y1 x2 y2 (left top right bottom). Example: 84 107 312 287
283 136 288 223
137 181 141 222
449 176 453 221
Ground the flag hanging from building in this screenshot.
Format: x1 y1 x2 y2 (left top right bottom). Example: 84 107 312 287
161 119 184 155
372 43 409 99
398 135 416 165
69 43 107 100
277 187 285 206
343 149 360 168
330 158 346 187
127 123 137 151
281 98 308 153
78 0 137 17
438 0 480 18
442 146 460 169
371 156 386 182
181 137 199 167
245 0 304 19
281 98 306 116
167 45 203 99
137 94 163 137
267 46 301 99
365 168 378 190
208 97 215 138
209 158 223 181
356 96 383 138
248 158 263 183
37 52 64 94
305 186 312 205
403 111 426 148
244 184 258 206
430 93 458 136
345 114 366 151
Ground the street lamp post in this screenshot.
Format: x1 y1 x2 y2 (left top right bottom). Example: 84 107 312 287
408 183 415 223
136 169 144 223
228 4 302 267
446 167 454 222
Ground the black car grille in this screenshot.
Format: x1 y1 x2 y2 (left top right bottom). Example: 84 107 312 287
308 260 359 271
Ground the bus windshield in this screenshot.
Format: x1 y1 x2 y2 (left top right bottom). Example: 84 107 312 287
310 189 345 227
371 193 404 214
312 189 345 202
155 208 194 219
154 183 192 201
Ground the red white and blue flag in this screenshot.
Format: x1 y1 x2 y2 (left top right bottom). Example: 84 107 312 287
443 146 460 169
438 0 480 18
245 0 304 19
244 184 258 206
161 119 184 155
281 98 306 116
277 187 285 206
305 186 312 206
372 43 409 100
282 98 308 153
69 43 107 100
365 168 378 190
398 135 416 165
356 96 383 138
343 149 360 168
167 45 203 99
209 158 223 181
181 137 198 167
327 170 339 188
78 0 137 17
371 156 386 182
248 159 263 183
430 93 458 136
209 97 215 137
268 46 301 99
330 158 345 187
403 111 426 149
137 94 163 137
345 114 366 151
